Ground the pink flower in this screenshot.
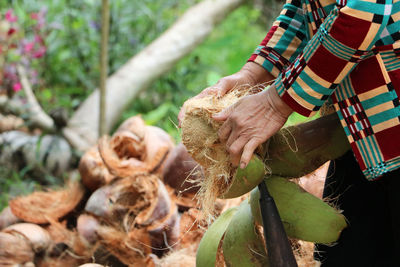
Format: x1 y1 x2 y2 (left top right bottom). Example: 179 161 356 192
7 28 16 36
30 12 38 20
13 82 22 92
24 42 35 53
5 10 17 23
33 46 46 58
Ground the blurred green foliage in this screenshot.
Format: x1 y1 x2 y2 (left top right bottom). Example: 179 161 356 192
0 1 315 210
2 0 283 141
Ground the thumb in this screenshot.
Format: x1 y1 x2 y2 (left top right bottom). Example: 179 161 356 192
216 78 236 98
212 106 232 121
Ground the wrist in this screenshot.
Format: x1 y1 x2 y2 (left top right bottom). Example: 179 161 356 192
241 62 275 85
263 84 293 119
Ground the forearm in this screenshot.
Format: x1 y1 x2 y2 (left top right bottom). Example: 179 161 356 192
240 62 276 85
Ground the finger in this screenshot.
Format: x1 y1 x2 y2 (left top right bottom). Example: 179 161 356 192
218 120 232 142
226 128 237 149
195 87 217 99
216 78 235 98
228 136 249 167
212 105 233 121
240 138 260 169
177 105 186 128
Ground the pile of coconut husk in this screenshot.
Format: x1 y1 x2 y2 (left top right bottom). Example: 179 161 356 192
0 112 334 266
0 115 249 266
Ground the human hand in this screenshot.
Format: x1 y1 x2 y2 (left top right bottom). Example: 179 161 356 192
178 62 274 127
212 85 293 168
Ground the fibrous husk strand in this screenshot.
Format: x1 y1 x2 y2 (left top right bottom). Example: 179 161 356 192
181 88 257 218
9 180 85 224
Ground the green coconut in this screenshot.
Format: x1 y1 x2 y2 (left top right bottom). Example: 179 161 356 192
196 207 238 267
250 176 347 243
222 200 268 267
264 113 350 178
219 155 265 199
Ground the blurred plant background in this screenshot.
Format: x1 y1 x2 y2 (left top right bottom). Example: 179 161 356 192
0 0 291 208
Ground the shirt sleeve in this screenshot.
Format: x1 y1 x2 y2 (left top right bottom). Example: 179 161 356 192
248 0 308 78
274 0 393 117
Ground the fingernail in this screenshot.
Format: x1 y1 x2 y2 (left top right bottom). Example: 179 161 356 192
240 162 246 169
212 112 220 118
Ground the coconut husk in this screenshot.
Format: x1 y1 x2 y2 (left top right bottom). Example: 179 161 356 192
9 180 85 224
293 240 320 267
162 143 202 194
0 206 21 230
147 203 180 256
98 116 174 179
172 191 199 212
181 88 257 217
84 175 160 230
78 264 105 267
0 232 34 266
115 115 147 137
96 225 154 267
40 220 93 267
156 245 197 267
79 146 116 191
177 208 206 250
36 254 87 267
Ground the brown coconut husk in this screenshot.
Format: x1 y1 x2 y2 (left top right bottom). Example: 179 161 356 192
79 146 116 191
96 225 154 267
177 208 206 250
156 245 197 267
84 175 160 230
293 240 321 267
147 203 180 256
9 180 85 224
99 116 175 179
181 88 260 218
115 115 147 137
39 219 93 267
171 191 199 212
0 232 35 266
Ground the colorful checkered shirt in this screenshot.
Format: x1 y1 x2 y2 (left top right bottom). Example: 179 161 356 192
249 0 400 180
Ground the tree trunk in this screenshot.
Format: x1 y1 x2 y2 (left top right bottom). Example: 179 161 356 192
63 0 244 151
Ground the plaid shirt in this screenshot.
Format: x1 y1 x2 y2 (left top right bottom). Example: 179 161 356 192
249 0 400 180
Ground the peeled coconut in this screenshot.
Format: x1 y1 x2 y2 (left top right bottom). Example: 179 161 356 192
0 206 21 230
0 231 34 266
4 223 51 253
